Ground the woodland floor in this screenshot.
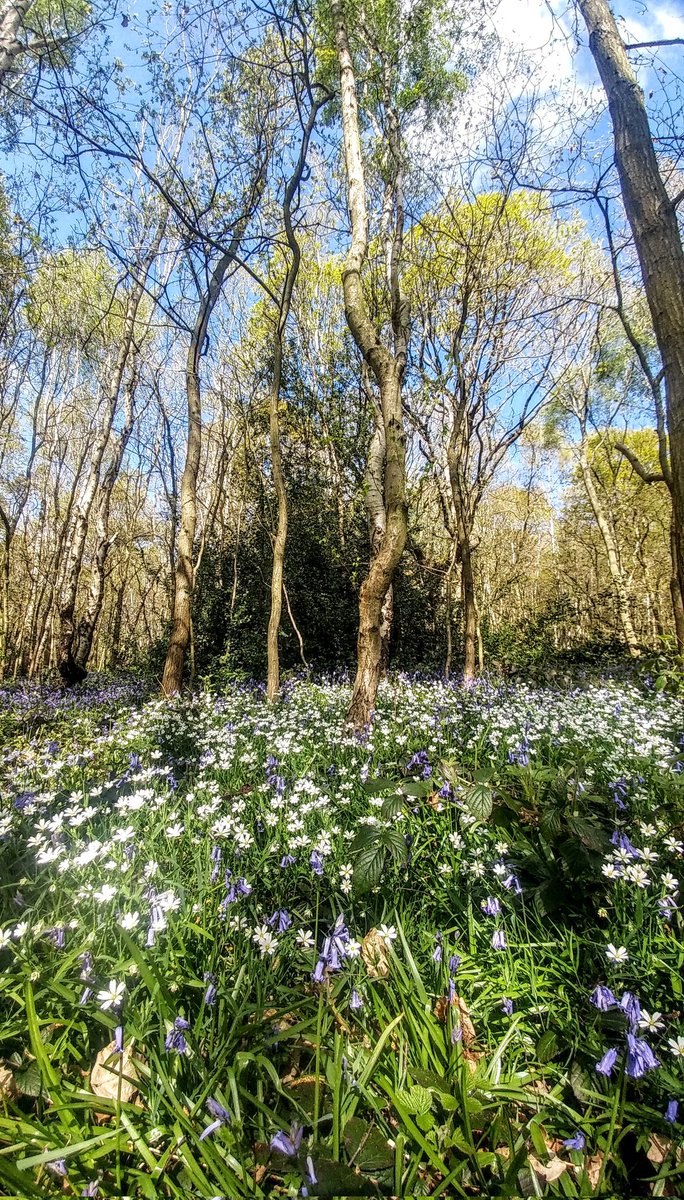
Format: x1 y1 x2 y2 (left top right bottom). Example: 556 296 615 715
0 670 683 1198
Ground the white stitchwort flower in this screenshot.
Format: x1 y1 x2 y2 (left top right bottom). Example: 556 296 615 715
97 979 125 1011
606 943 629 964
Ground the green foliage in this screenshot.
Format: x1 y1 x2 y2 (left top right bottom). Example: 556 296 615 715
26 249 127 352
0 674 683 1196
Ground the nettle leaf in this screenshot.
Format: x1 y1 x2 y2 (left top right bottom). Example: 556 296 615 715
362 776 397 795
536 1030 560 1063
354 840 386 894
15 1061 41 1097
396 1084 433 1116
381 794 406 820
566 816 607 853
350 824 383 853
381 826 408 863
465 780 493 821
399 779 433 797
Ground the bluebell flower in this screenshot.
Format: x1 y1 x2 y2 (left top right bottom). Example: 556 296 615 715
210 846 222 883
47 1159 68 1177
306 1155 317 1185
310 851 324 876
448 954 461 973
595 1047 618 1076
271 1122 303 1157
491 929 507 950
448 976 457 1002
165 1016 191 1055
665 1099 678 1124
432 932 443 962
236 877 252 896
563 1131 585 1151
619 991 641 1031
350 989 364 1011
501 997 513 1016
451 1024 462 1044
590 985 617 1011
114 1025 124 1054
199 1097 232 1140
482 897 502 916
625 1033 659 1078
203 973 217 1006
81 1182 99 1198
280 854 295 868
611 831 639 858
502 873 522 894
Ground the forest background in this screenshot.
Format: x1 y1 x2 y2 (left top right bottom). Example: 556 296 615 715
0 0 683 707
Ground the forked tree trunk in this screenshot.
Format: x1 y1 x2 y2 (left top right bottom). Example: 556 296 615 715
331 0 408 728
578 0 684 624
162 152 269 696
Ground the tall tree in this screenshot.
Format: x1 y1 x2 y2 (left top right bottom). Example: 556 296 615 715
577 0 684 634
327 0 464 725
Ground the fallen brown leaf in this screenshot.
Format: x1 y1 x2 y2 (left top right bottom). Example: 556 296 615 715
90 1040 138 1110
529 1153 569 1182
0 1065 18 1100
361 928 390 978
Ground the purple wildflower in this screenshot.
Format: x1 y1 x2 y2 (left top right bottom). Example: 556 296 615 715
47 1159 68 1177
114 1025 124 1054
310 850 324 876
665 1099 679 1124
595 1047 618 1076
501 997 513 1016
280 854 295 868
563 1131 586 1151
350 989 364 1011
502 873 522 894
482 897 502 916
619 991 641 1032
448 954 461 973
165 1016 191 1055
625 1033 660 1079
199 1097 232 1140
306 1155 317 1185
203 973 217 1006
491 929 507 950
590 985 617 1011
271 1122 303 1157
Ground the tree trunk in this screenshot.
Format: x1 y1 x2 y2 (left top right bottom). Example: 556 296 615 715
266 330 288 701
579 443 640 655
364 390 393 673
578 0 684 622
264 81 323 701
0 0 34 83
331 0 408 727
161 142 269 696
670 516 684 652
460 526 477 681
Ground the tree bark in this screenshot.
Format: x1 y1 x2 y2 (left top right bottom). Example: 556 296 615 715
578 0 684 625
579 440 640 655
0 0 35 83
331 0 409 727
